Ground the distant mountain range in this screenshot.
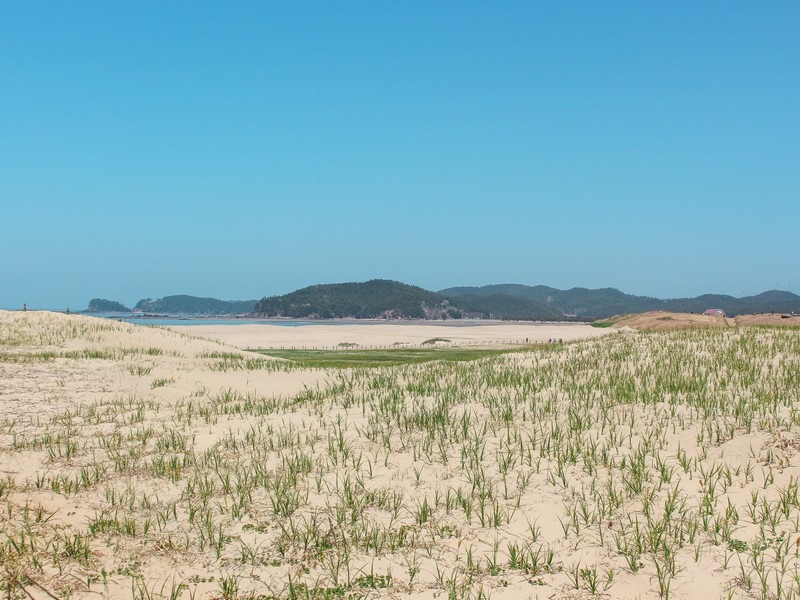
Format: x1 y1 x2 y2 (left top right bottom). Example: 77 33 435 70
85 282 800 320
255 281 800 320
439 284 800 319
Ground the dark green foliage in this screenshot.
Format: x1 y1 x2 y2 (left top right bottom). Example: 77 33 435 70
441 285 664 318
254 280 461 320
85 299 131 313
103 283 800 321
134 295 257 315
445 293 565 321
440 285 800 319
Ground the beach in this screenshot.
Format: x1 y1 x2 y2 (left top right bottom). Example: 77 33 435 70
2 310 800 599
176 320 610 350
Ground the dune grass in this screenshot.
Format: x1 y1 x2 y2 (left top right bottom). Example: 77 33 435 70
3 314 800 599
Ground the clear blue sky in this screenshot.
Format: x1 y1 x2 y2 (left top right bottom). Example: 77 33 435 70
2 2 798 309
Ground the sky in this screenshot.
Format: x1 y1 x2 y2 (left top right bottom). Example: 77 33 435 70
1 2 798 309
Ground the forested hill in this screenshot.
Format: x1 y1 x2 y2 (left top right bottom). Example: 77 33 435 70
440 285 662 318
254 280 461 319
133 295 257 314
445 293 565 321
85 299 132 313
439 285 800 318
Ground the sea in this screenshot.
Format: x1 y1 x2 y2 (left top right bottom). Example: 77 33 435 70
83 313 342 327
6 309 498 328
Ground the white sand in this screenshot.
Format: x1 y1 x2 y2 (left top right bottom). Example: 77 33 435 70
3 310 800 599
176 321 610 349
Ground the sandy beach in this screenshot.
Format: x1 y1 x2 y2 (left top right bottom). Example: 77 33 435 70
2 309 800 599
177 321 610 350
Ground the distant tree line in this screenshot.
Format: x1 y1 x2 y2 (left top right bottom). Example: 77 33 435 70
440 285 800 318
84 284 800 320
85 299 132 313
134 295 257 314
254 280 461 319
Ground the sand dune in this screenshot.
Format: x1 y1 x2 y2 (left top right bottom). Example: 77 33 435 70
2 310 800 599
735 313 800 327
612 311 800 331
611 311 733 331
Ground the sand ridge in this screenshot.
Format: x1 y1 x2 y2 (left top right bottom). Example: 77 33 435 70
612 311 800 331
735 313 800 327
611 311 733 331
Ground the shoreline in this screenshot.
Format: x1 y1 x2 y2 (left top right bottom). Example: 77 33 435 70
12 310 585 327
172 320 613 350
87 312 593 325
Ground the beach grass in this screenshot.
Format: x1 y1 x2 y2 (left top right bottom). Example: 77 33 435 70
3 311 800 599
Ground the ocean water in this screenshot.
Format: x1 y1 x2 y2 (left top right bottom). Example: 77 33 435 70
5 309 501 328
2 308 359 327
85 314 319 327
82 314 396 327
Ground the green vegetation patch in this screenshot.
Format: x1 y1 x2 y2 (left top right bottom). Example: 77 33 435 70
251 345 539 368
151 377 174 389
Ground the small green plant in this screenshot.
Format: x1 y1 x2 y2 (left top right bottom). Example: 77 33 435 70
421 337 451 345
151 377 174 389
129 365 153 376
728 538 749 553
